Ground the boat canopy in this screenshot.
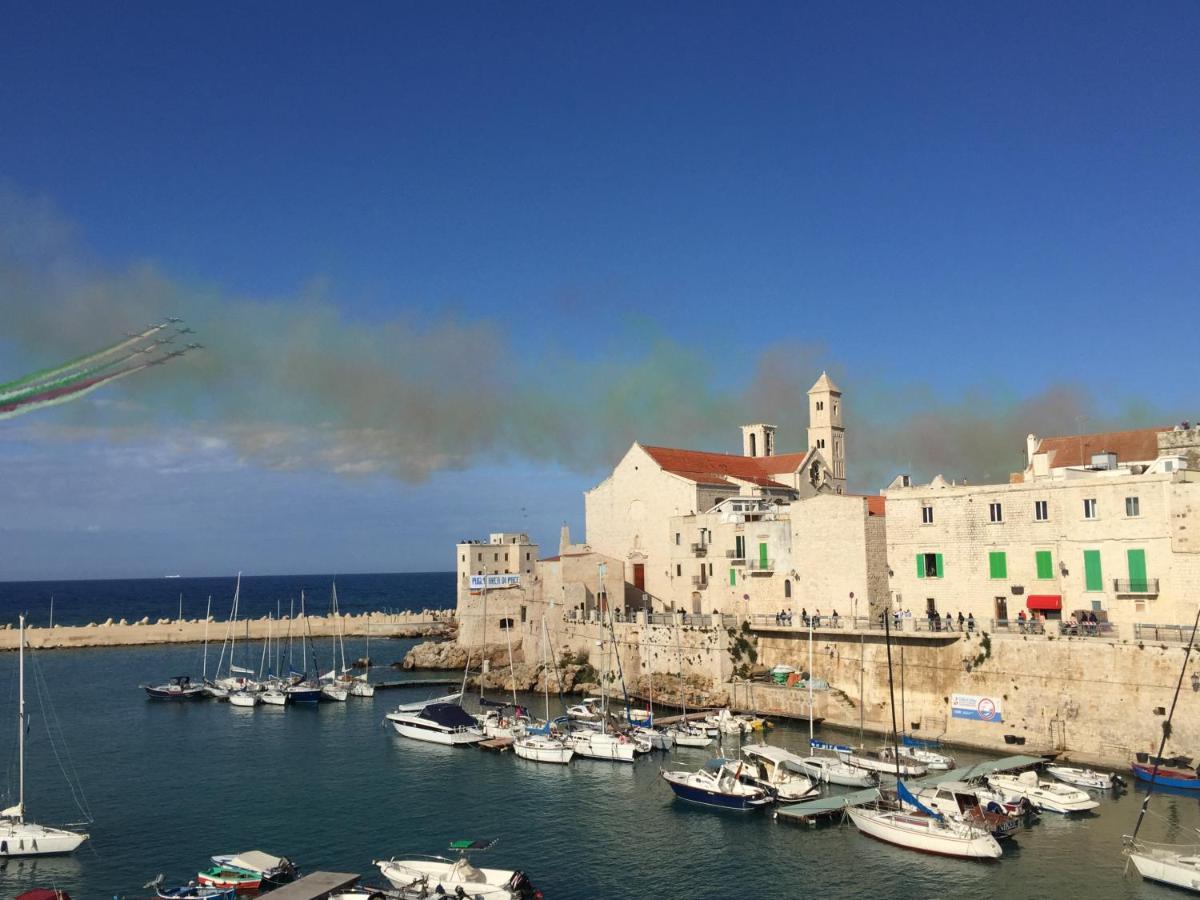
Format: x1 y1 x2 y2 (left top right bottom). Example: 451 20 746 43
743 743 809 771
811 738 853 753
897 780 943 821
227 851 288 873
449 839 496 851
421 703 479 728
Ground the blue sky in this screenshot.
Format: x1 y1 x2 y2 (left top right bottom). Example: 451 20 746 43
1 2 1197 578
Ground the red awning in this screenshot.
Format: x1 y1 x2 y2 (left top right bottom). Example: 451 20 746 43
1027 595 1062 611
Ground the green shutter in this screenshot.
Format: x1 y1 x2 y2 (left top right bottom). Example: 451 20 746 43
1035 550 1053 580
935 553 944 578
729 567 737 587
759 542 769 569
1127 549 1147 592
989 551 1007 579
1084 550 1102 592
917 554 925 579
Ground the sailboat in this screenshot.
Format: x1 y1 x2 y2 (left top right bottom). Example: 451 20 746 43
285 592 323 704
844 613 1001 860
514 615 574 764
319 582 349 701
664 618 712 749
1123 604 1200 892
0 616 89 857
349 612 375 697
207 574 258 698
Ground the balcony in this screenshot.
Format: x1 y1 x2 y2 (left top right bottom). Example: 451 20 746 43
690 576 708 588
1114 578 1160 596
745 558 774 574
726 550 746 566
690 542 708 557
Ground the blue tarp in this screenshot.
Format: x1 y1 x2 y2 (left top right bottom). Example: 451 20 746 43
897 780 943 820
811 739 853 753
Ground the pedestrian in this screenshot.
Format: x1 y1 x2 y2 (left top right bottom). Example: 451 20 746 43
801 607 809 627
832 609 840 628
957 611 965 632
1017 609 1028 634
967 612 976 633
814 608 822 628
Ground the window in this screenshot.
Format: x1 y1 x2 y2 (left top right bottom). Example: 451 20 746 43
675 564 682 577
525 552 530 561
675 532 681 546
493 552 499 561
729 568 737 586
817 438 826 449
784 579 792 598
735 535 746 560
816 400 824 411
1034 500 1048 522
520 605 527 623
461 554 466 562
989 502 1003 523
988 551 1007 579
708 562 713 576
1036 550 1054 580
921 505 934 525
1084 550 1102 591
499 617 514 630
1126 496 1140 517
1083 498 1097 519
916 553 944 579
1164 460 1175 472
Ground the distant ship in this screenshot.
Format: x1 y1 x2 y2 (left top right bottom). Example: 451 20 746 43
164 574 182 579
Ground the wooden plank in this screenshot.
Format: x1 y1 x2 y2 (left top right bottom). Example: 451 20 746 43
262 872 361 900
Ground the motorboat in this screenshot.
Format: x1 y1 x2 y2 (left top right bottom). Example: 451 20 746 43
386 703 485 746
986 770 1099 813
661 758 775 810
260 684 288 706
741 744 820 801
1131 761 1200 791
479 706 533 740
1 616 90 858
227 690 258 708
900 735 956 770
913 782 1021 839
513 735 574 765
797 748 877 788
203 851 296 892
146 876 235 899
668 722 714 748
567 729 638 762
16 891 73 900
143 675 205 700
1126 840 1200 893
1046 765 1119 790
632 725 674 751
704 708 747 736
392 691 464 714
846 804 1002 859
841 746 927 778
375 839 540 899
284 679 323 704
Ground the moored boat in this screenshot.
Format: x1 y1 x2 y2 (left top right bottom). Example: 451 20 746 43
567 729 638 762
1130 761 1200 791
143 675 206 700
386 703 485 746
841 746 927 778
913 782 1022 839
661 758 775 810
513 735 574 765
741 744 820 801
227 690 258 708
846 804 1002 859
1126 841 1200 893
1046 764 1119 790
986 770 1099 813
375 839 540 899
201 851 296 892
798 745 877 788
392 691 464 714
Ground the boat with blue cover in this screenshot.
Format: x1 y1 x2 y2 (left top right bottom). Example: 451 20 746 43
661 758 775 810
386 702 485 746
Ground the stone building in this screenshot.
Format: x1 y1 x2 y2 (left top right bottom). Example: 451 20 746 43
885 426 1200 630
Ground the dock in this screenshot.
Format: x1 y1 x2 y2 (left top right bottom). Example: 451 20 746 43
479 736 515 752
373 678 460 691
775 788 881 825
259 872 360 900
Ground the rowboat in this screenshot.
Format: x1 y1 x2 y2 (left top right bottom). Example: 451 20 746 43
1130 762 1200 791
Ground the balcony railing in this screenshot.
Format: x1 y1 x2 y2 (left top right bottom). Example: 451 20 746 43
1113 578 1160 595
690 576 708 588
690 542 708 557
745 559 774 573
1134 623 1197 644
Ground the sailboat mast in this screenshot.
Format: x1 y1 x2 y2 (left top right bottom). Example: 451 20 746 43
505 602 518 709
229 573 241 678
18 614 25 818
808 616 814 745
675 619 688 721
203 595 212 680
300 590 307 674
883 613 902 784
480 578 488 702
541 614 551 723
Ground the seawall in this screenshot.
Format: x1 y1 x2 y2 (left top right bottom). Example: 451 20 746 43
0 610 454 651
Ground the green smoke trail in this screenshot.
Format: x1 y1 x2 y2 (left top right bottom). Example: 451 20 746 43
0 322 166 395
0 347 143 404
0 360 156 422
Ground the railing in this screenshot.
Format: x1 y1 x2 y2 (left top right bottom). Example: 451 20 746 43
725 550 746 565
747 613 965 634
745 559 774 573
1113 578 1160 595
690 576 708 588
990 617 1117 638
1134 623 1198 643
690 543 708 556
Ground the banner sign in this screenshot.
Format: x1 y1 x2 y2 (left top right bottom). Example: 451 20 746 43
469 574 521 590
951 693 1002 723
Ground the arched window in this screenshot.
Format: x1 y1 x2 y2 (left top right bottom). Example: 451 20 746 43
784 579 792 599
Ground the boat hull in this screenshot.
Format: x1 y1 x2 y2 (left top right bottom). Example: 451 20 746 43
569 733 638 762
1129 849 1200 892
387 717 484 746
0 822 88 857
144 685 205 700
661 774 772 810
1131 763 1200 791
513 738 574 764
846 808 1002 859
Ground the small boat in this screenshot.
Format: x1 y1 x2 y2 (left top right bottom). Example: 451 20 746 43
386 703 485 746
567 729 638 762
799 744 878 787
375 839 540 899
392 691 464 714
661 758 775 810
147 878 236 900
632 725 674 751
841 746 927 777
143 675 206 700
284 679 323 704
667 722 714 749
260 685 288 706
201 851 297 892
349 677 376 698
913 782 1022 839
741 744 820 801
1046 764 1119 790
1126 840 1200 893
1131 761 1200 791
566 697 604 724
513 735 574 765
703 708 747 736
846 803 1002 859
320 683 349 702
986 770 1099 813
16 891 73 900
227 690 258 708
900 734 956 771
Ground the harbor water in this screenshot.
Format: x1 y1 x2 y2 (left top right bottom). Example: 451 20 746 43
1 634 1199 899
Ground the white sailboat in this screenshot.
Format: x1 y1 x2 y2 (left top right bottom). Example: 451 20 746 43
0 616 89 858
513 615 573 765
349 612 375 697
319 581 350 701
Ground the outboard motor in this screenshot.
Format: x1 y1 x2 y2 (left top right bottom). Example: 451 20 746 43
508 870 539 898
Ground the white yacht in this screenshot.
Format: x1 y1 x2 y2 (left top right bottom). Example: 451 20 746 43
375 840 539 899
986 770 1099 814
846 804 1002 859
567 730 638 762
1045 765 1117 790
741 744 820 801
386 703 485 746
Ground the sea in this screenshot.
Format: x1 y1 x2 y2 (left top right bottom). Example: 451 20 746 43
0 576 1198 899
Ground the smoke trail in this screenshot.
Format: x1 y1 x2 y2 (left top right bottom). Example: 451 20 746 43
0 357 168 421
0 322 167 395
0 345 150 405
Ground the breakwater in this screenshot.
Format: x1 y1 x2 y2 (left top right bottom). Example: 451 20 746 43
0 609 454 650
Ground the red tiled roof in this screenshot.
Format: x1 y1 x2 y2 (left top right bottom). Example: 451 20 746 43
1036 427 1166 469
641 445 810 489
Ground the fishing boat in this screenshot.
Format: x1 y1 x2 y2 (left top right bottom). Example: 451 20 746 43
1130 761 1200 791
661 758 776 810
143 674 206 700
846 803 1003 859
741 744 820 801
200 851 297 892
393 691 465 714
986 770 1099 813
1 616 90 858
375 839 540 899
1046 765 1119 790
913 782 1022 839
386 703 485 746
